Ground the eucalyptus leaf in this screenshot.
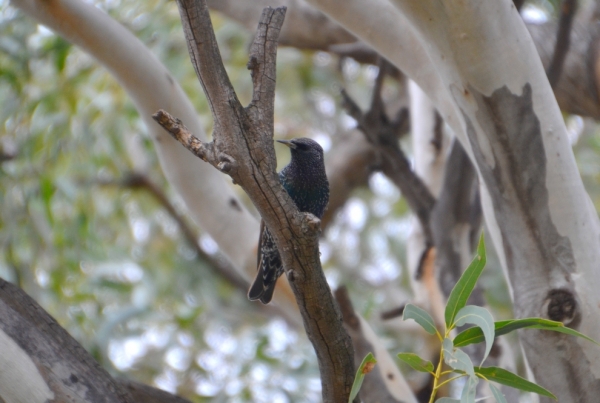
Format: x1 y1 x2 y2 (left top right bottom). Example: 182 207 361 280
445 234 486 328
460 375 478 403
474 366 556 399
453 317 599 348
443 338 474 376
529 324 600 346
454 305 495 363
454 318 558 347
489 383 508 403
397 352 434 373
348 352 377 403
403 304 437 335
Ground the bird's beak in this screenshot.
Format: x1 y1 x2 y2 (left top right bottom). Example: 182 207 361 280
276 139 297 149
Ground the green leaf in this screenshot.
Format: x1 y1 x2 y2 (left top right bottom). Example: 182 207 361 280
529 324 600 346
443 338 474 376
445 233 486 328
474 366 556 399
397 352 434 373
453 317 599 348
403 304 437 335
489 383 507 403
348 352 377 403
460 375 478 403
454 306 495 363
40 176 55 225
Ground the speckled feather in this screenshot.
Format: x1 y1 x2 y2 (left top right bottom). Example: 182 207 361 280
248 138 329 304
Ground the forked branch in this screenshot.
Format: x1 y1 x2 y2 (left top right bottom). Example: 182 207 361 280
154 2 355 401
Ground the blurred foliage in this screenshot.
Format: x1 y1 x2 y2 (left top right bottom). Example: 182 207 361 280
0 0 596 402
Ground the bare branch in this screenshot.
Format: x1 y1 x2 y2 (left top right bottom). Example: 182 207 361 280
335 287 416 403
546 0 578 88
247 9 285 129
119 173 249 292
340 62 436 246
155 3 355 401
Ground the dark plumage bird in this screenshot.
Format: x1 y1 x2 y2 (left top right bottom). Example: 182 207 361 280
248 138 329 304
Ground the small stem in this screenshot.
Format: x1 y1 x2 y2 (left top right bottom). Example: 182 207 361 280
428 344 446 403
436 374 466 390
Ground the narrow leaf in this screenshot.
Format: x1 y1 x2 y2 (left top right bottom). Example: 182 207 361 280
454 317 599 348
443 338 474 376
454 318 561 347
474 366 556 399
461 375 478 403
529 324 600 346
397 352 434 373
454 306 495 363
348 352 377 403
489 383 508 403
403 304 437 335
445 233 486 328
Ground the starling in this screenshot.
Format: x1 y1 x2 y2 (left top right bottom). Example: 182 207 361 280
248 138 329 304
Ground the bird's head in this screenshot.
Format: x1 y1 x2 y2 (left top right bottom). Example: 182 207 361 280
276 137 324 162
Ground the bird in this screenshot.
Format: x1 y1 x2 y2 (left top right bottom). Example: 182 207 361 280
248 137 329 304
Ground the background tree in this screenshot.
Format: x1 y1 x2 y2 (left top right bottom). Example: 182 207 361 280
1 0 600 402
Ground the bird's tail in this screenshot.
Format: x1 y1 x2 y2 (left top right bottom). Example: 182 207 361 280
248 272 276 304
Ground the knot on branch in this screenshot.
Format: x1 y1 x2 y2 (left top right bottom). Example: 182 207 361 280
301 213 322 235
545 288 580 327
217 153 237 174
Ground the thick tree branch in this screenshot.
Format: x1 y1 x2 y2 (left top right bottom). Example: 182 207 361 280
12 0 260 282
155 3 355 401
0 279 134 403
210 0 600 119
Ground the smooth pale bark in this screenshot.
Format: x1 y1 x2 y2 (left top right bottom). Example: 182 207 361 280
307 0 600 401
406 81 447 305
11 0 260 278
212 0 600 120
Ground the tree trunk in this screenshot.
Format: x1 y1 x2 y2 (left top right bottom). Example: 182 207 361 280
307 0 600 400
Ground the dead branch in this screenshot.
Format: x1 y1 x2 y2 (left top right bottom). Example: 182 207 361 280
340 61 435 247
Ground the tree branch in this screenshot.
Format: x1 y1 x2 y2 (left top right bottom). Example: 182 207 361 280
155 3 355 401
340 62 436 246
119 173 249 292
0 279 134 403
546 0 578 88
335 287 418 403
117 379 193 403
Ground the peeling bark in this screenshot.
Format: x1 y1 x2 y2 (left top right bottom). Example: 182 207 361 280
463 83 600 401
